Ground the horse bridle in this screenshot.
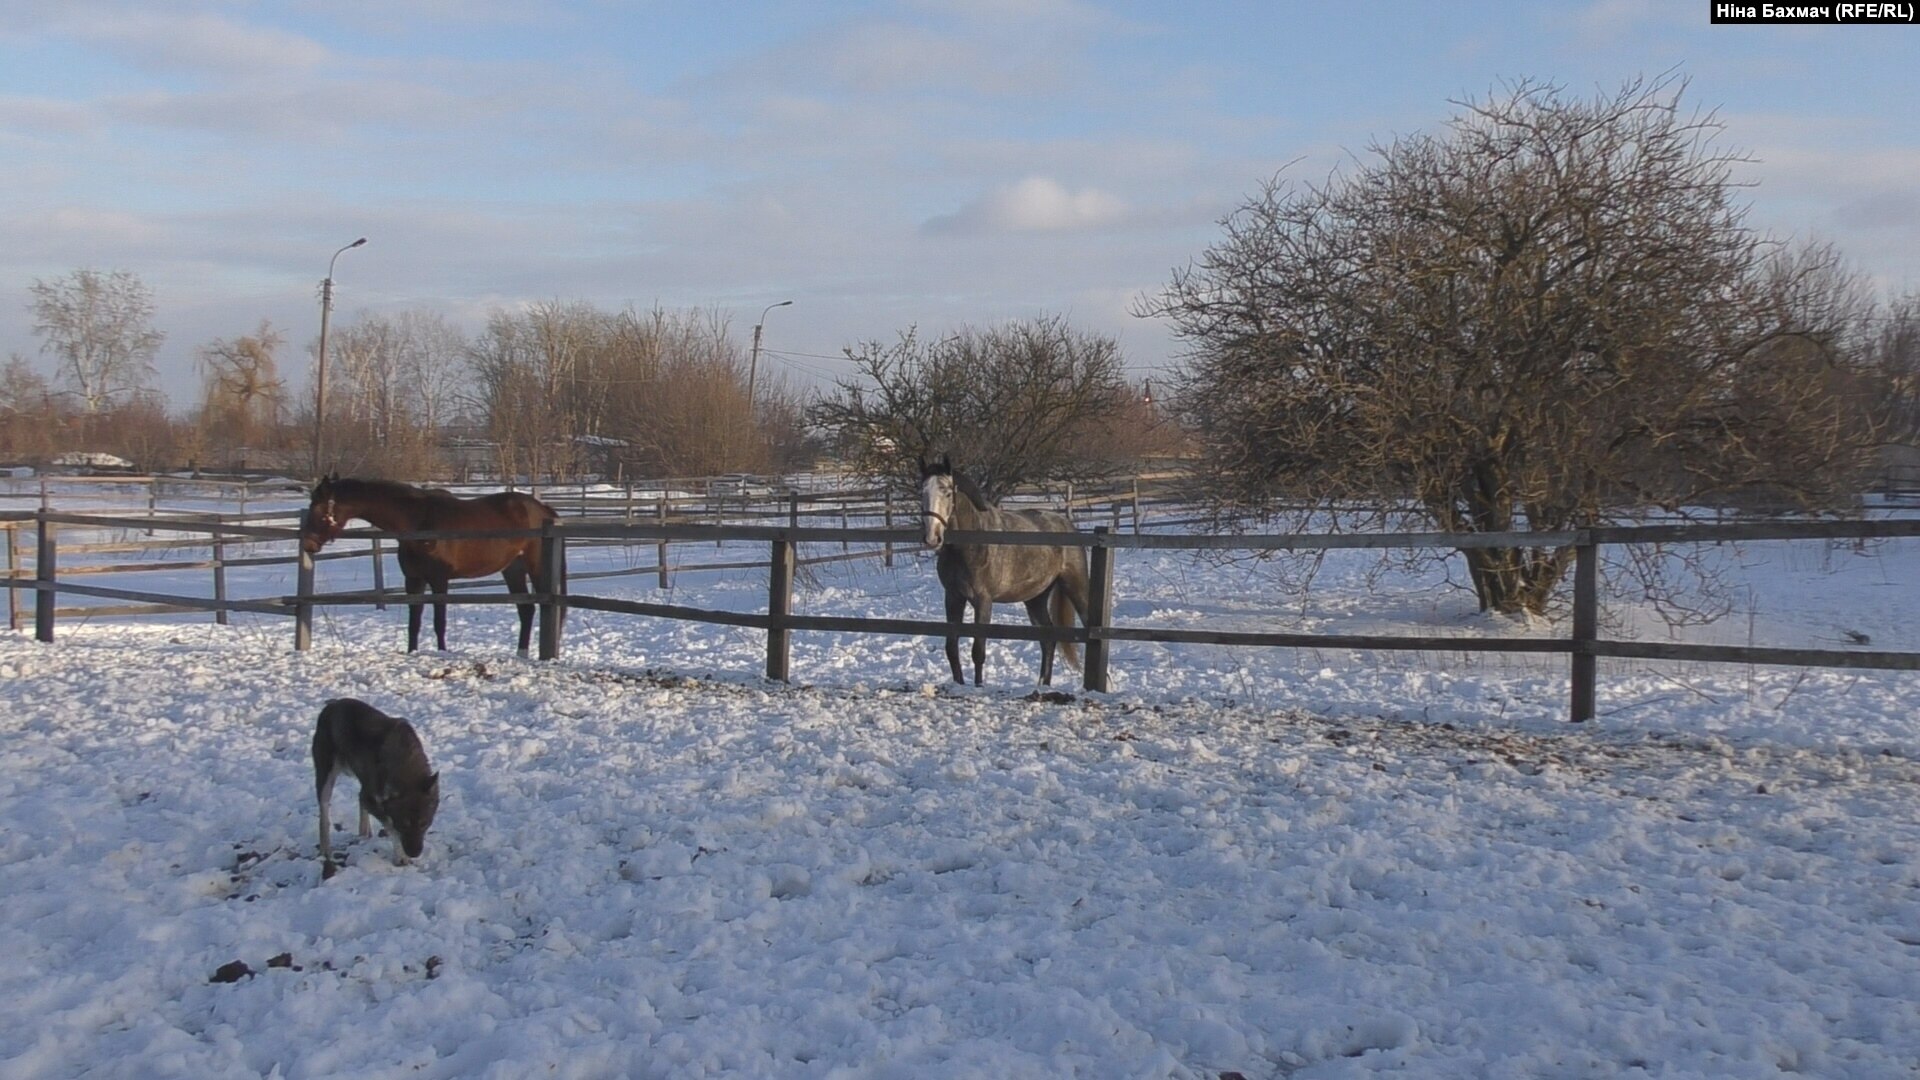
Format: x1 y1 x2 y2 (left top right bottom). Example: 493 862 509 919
309 497 340 533
920 476 954 530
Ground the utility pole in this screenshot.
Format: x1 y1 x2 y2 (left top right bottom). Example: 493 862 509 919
746 299 793 412
312 237 367 475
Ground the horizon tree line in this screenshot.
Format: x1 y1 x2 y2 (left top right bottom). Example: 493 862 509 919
5 74 1917 571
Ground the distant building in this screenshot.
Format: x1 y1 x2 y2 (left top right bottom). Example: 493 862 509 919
49 451 135 474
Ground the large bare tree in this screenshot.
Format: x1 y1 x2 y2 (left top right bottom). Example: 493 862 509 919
310 309 471 476
466 302 801 482
29 269 164 415
1141 76 1882 614
198 321 288 455
467 301 604 482
811 315 1132 500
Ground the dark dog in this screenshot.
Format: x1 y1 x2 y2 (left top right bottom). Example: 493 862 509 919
313 698 440 880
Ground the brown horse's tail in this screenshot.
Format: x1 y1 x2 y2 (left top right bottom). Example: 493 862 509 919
1053 550 1090 672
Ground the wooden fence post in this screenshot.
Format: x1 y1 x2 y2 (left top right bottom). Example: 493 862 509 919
1083 526 1113 693
1131 478 1142 533
146 478 158 536
882 490 894 568
370 536 388 610
6 524 18 632
34 515 56 643
789 492 800 530
294 547 314 652
767 534 796 682
212 531 229 627
657 494 671 589
1570 534 1597 722
539 522 565 661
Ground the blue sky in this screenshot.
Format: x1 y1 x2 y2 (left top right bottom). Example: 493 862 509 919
4 0 1917 405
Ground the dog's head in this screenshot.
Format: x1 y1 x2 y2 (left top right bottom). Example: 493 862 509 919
377 772 440 859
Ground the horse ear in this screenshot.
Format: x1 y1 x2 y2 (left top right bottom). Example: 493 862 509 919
940 452 951 471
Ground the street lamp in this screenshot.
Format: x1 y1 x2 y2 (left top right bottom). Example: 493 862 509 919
746 299 793 411
312 236 367 475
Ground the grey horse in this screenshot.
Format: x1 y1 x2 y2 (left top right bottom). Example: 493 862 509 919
918 455 1091 686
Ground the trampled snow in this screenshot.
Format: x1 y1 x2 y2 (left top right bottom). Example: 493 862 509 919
2 494 1917 1078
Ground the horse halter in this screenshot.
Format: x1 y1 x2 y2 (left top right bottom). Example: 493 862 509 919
309 497 340 533
920 473 957 521
920 475 955 547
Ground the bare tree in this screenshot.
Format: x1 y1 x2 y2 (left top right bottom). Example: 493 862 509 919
294 309 472 476
97 391 183 471
466 303 790 482
1141 76 1883 614
198 321 288 457
395 309 470 434
597 306 773 478
811 315 1131 499
1865 291 1920 448
29 269 164 414
466 301 608 482
0 353 56 461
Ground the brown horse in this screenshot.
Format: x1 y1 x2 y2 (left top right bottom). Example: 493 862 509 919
298 474 561 654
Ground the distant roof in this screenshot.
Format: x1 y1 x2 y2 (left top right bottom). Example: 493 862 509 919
51 451 134 468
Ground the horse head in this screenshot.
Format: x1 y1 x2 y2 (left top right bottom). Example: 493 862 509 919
300 471 344 554
918 453 955 549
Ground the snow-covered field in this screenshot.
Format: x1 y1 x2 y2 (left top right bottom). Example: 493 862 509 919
3 488 1918 1078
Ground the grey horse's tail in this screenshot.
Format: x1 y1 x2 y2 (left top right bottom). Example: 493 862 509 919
1052 549 1091 672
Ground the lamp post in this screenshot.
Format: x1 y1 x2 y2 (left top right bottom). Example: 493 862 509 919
312 237 367 475
746 299 793 412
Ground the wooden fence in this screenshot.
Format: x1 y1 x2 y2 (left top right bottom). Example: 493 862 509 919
7 505 1919 723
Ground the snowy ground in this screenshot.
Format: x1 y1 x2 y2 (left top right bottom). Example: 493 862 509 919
2 490 1918 1077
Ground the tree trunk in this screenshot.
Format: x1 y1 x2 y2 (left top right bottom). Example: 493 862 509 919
1461 543 1574 615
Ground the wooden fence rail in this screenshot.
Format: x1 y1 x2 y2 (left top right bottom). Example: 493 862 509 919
6 510 1918 723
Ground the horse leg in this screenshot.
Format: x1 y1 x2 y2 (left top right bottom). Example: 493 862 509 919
944 590 967 684
431 579 450 651
1025 586 1056 686
405 576 425 653
504 562 534 655
972 599 991 686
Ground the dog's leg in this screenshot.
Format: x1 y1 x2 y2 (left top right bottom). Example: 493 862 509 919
316 765 339 880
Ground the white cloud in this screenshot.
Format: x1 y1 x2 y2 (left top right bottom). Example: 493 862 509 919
60 11 331 79
925 177 1128 235
0 95 98 136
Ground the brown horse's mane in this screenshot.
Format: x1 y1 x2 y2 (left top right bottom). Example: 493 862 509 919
325 477 458 504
